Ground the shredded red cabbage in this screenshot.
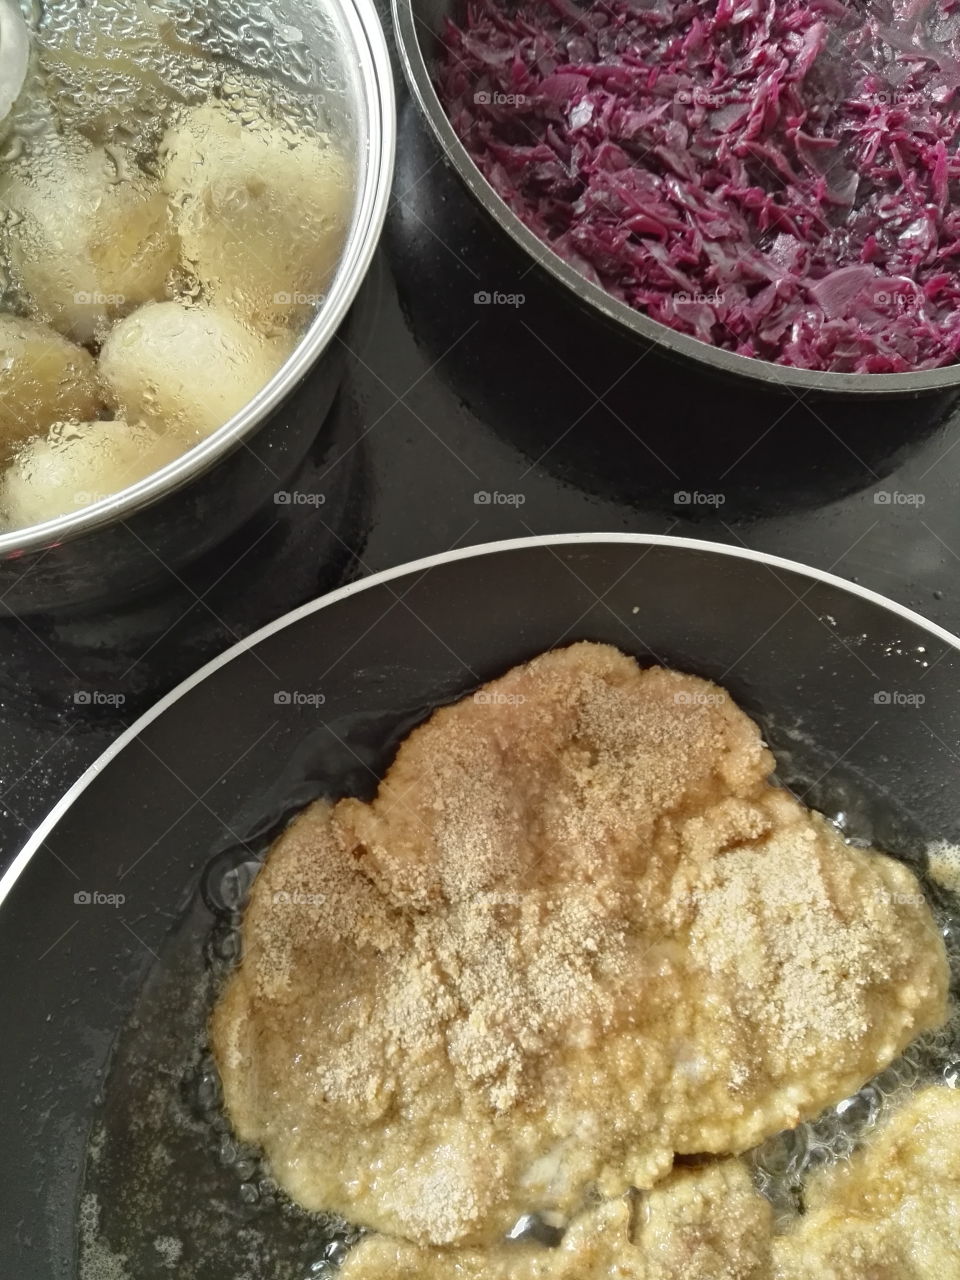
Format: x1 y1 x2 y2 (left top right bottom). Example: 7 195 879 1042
437 0 960 372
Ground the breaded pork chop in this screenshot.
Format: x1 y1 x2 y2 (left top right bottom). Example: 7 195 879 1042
212 643 948 1246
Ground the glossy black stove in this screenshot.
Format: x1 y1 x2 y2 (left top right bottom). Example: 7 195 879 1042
1 71 960 877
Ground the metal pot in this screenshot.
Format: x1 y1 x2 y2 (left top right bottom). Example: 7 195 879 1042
0 0 395 617
393 0 960 399
385 95 959 503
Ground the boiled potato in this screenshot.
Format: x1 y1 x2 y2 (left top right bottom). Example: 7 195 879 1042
0 315 103 460
0 418 183 529
38 0 213 151
0 134 178 342
99 300 293 440
161 98 351 332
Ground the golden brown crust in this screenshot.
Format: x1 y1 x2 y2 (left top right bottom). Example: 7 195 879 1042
211 643 949 1246
335 1090 960 1279
337 1162 773 1280
772 1087 960 1279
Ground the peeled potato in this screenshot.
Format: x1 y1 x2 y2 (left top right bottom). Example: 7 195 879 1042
38 1 214 151
99 300 293 440
0 134 178 342
161 98 351 332
0 418 183 529
0 315 103 460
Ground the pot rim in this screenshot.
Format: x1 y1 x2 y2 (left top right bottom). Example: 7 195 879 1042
3 529 959 907
0 0 396 562
392 0 960 399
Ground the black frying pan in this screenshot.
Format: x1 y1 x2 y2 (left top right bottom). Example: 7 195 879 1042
1 534 958 1278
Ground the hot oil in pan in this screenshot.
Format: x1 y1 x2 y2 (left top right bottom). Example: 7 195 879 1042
78 896 359 1279
748 933 960 1223
747 708 960 1219
77 703 433 1280
77 711 960 1278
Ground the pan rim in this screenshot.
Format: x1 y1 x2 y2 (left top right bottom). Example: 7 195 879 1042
2 530 959 909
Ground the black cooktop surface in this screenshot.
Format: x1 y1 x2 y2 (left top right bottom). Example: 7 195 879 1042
1 55 959 880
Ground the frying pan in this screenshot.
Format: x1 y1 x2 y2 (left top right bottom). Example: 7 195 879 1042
1 533 958 1278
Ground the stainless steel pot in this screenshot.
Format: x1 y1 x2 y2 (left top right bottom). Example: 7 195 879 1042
393 0 960 398
0 0 395 616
